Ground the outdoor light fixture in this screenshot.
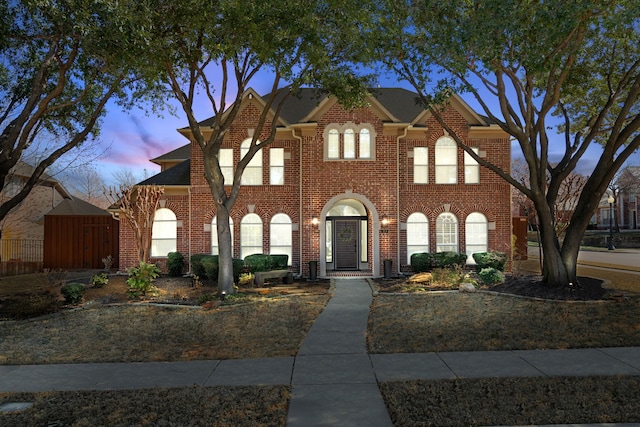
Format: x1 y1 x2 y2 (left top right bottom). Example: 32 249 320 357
607 195 615 250
311 217 319 226
381 215 389 227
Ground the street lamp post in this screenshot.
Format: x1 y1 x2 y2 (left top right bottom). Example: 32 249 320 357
608 195 615 250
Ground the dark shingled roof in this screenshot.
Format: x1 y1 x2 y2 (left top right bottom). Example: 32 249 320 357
195 87 427 127
138 159 191 186
45 198 111 216
151 144 191 163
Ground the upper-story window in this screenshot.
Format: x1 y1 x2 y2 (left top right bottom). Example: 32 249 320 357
359 129 371 159
219 148 234 185
240 138 262 185
435 136 457 184
324 123 375 160
413 147 429 184
270 148 284 185
464 147 480 184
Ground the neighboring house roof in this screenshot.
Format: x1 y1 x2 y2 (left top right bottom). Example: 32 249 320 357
138 159 191 186
9 161 72 199
45 197 111 216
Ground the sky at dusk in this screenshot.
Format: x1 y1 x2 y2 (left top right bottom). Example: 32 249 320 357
92 72 632 186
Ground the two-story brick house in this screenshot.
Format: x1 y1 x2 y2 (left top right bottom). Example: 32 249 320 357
118 87 512 278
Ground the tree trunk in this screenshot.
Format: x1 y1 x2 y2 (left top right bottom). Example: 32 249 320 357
215 202 236 295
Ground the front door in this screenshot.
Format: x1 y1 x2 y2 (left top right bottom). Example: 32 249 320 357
334 219 359 270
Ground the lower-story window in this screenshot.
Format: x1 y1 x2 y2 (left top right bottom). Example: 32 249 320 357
151 208 177 257
465 212 488 263
241 213 263 259
270 213 292 264
406 212 429 263
436 212 458 252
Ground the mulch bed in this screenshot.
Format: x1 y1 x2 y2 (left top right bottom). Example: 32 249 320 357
489 275 609 301
376 274 610 301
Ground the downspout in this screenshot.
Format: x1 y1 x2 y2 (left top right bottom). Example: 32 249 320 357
188 186 192 274
292 128 304 278
396 125 410 274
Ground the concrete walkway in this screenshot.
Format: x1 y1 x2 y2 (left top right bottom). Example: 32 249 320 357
1 279 640 426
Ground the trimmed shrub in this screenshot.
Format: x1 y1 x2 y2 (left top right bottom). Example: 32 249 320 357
270 254 289 270
190 254 208 279
61 282 85 304
472 251 508 272
233 258 245 282
410 252 432 272
432 252 467 269
244 254 274 273
201 255 220 280
167 252 185 276
479 267 505 285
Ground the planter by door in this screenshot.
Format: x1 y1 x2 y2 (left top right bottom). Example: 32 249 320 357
383 259 392 279
308 260 318 281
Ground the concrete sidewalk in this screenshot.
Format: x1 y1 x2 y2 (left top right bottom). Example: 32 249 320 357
1 279 640 426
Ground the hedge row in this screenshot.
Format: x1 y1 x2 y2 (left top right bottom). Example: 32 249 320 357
190 253 289 282
410 251 507 272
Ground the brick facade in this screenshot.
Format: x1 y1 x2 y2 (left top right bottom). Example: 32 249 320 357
118 89 512 277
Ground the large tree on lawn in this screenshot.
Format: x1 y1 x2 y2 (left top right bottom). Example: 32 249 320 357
375 0 639 286
142 0 372 295
0 0 161 230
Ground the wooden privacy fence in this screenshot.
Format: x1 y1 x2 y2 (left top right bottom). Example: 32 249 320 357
44 215 119 270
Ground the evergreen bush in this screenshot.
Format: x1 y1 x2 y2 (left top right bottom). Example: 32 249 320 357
432 252 467 268
270 254 289 269
167 252 185 276
244 254 274 273
190 254 208 278
201 255 219 280
479 267 505 285
61 282 85 304
410 252 432 272
472 251 508 272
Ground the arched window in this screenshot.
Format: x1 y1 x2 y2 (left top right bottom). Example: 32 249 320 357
240 138 262 185
327 129 340 159
436 212 458 252
270 213 292 264
151 208 177 257
359 128 371 158
435 136 457 184
211 216 234 256
407 212 429 263
343 128 356 159
465 212 488 263
324 124 376 160
241 213 263 259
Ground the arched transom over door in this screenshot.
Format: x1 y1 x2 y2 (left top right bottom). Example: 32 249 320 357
326 199 368 271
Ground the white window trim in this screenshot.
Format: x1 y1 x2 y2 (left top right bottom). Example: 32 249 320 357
323 123 376 161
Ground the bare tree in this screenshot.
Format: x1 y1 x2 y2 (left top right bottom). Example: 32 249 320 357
105 185 164 264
